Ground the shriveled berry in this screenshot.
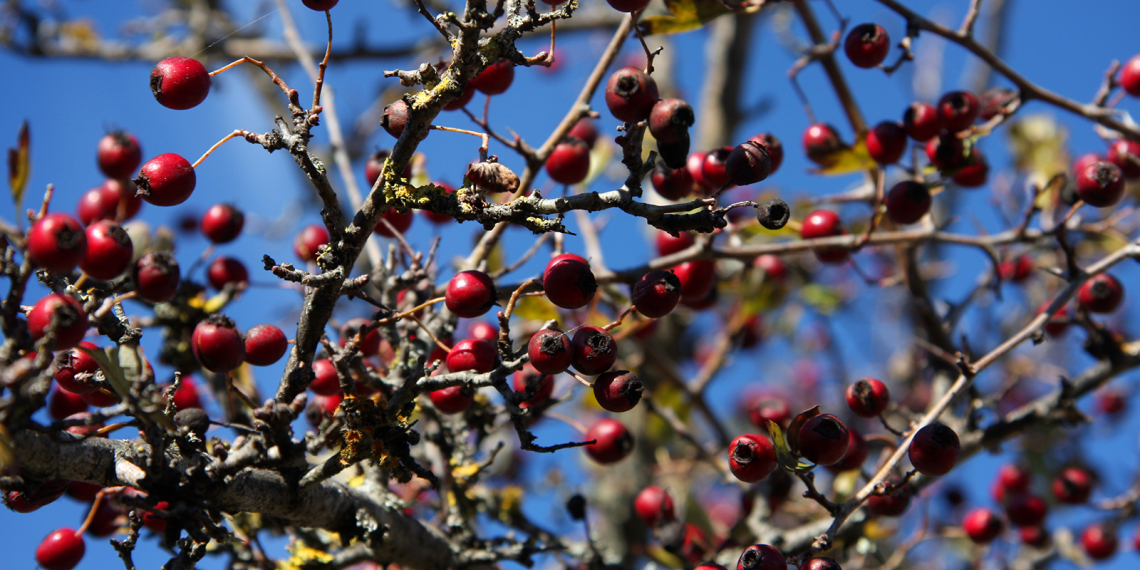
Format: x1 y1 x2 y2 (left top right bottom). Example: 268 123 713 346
546 138 591 185
866 121 907 164
35 528 85 570
885 180 931 225
374 208 414 237
446 270 497 318
656 231 694 256
1106 139 1140 179
430 385 475 414
748 133 784 174
593 370 643 412
865 484 911 517
446 339 498 373
605 67 659 123
634 485 675 527
846 378 890 418
649 99 695 144
737 544 784 570
294 224 329 262
28 294 88 350
150 57 211 110
902 102 942 141
728 434 777 483
725 141 772 185
963 508 1003 543
543 257 597 309
925 132 965 170
1006 494 1047 527
207 256 249 290
953 149 989 187
200 204 244 244
1075 161 1125 207
28 213 87 274
800 209 849 264
467 160 520 194
54 342 101 395
755 197 791 230
135 153 195 206
1078 273 1124 313
798 414 849 466
471 59 515 95
937 91 979 132
651 163 694 200
132 252 180 303
673 260 716 301
310 359 340 396
908 422 960 476
528 328 573 374
584 418 633 464
97 131 142 179
802 123 845 167
244 324 288 366
845 23 890 68
381 99 409 139
1081 523 1117 560
632 270 682 318
192 315 246 373
571 326 617 375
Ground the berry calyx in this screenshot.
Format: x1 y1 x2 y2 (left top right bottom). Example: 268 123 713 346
528 328 573 375
310 359 340 396
1052 467 1092 504
27 212 87 274
571 326 617 375
135 153 196 206
1081 523 1117 560
294 224 329 262
728 434 777 483
430 385 475 414
207 256 249 290
593 370 643 412
802 123 845 167
1078 273 1124 313
797 414 849 466
725 141 772 185
132 251 180 303
28 294 88 350
192 315 246 373
374 207 414 237
546 138 591 185
446 270 498 318
866 121 907 164
471 59 515 95
800 209 849 264
543 257 597 309
1075 161 1125 207
908 422 960 476
844 23 891 68
649 98 695 144
846 378 890 418
200 204 244 244
244 324 288 366
446 339 498 373
150 57 211 110
937 91 980 132
35 528 85 570
885 180 931 225
605 67 659 123
634 485 675 527
96 131 142 179
632 269 682 318
902 102 942 142
584 418 634 464
963 508 1003 543
737 544 784 570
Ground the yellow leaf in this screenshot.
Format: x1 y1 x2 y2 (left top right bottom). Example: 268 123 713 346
809 138 876 176
510 294 558 323
8 121 29 207
640 0 731 35
485 240 504 274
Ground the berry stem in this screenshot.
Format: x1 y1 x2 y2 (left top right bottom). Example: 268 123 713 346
376 297 445 324
311 10 333 110
407 313 451 354
629 12 661 75
208 57 300 113
226 373 258 410
192 130 247 169
76 489 109 537
72 272 88 290
429 125 490 160
600 306 635 331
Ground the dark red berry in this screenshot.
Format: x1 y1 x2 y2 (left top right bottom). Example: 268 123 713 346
54 341 101 395
546 138 591 185
584 418 633 464
443 82 476 111
1006 493 1047 527
634 485 675 527
544 253 587 274
937 91 979 132
77 180 141 225
925 132 965 170
748 133 784 174
1121 55 1140 97
310 359 340 396
728 434 777 483
846 378 890 418
471 59 515 95
28 294 88 350
340 318 381 356
593 370 643 412
800 209 849 264
803 123 845 167
97 131 142 179
244 324 288 366
999 254 1033 282
303 0 339 8
867 121 907 164
797 414 849 466
571 326 617 375
446 339 498 373
1107 139 1140 179
632 270 682 318
681 286 717 310
569 118 598 148
381 99 409 139
528 328 573 375
27 212 87 274
1021 526 1049 548
430 385 475 414
173 377 202 410
1038 301 1070 337
1053 467 1092 504
446 270 497 318
294 224 329 262
374 207 414 237
798 559 841 570
543 257 597 309
995 464 1032 501
607 0 649 12
6 480 68 513
686 151 717 195
754 254 787 282
953 149 989 187
902 102 941 141
207 256 248 291
1075 161 1125 207
132 252 180 303
908 422 960 476
865 484 911 517
192 315 245 373
656 231 694 256
1078 273 1124 313
605 67 659 123
135 153 195 206
963 508 1003 543
141 501 169 532
651 163 694 200
845 23 891 68
1081 524 1117 560
746 393 792 429
81 387 119 407
737 544 784 570
466 320 495 342
885 180 931 225
673 260 716 301
150 57 211 110
200 204 244 244
50 387 88 420
35 528 85 570
695 565 727 570
513 366 554 408
649 99 695 144
725 141 772 185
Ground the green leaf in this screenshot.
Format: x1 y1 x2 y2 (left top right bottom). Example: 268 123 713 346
766 421 815 473
640 0 730 35
798 283 843 314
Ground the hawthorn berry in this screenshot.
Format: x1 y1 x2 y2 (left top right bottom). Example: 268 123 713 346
845 23 891 68
446 339 498 373
953 149 989 187
28 212 87 274
753 254 788 282
173 377 203 410
1006 493 1047 527
82 387 119 407
150 56 211 110
937 91 979 132
902 102 942 141
963 508 1003 543
634 485 675 527
310 359 341 396
649 99 695 144
430 386 475 414
797 414 849 466
867 121 907 164
695 565 727 570
446 270 497 318
49 387 89 420
725 141 772 185
651 163 694 200
528 328 573 375
656 231 695 256
1053 467 1092 504
97 131 142 179
135 153 195 206
382 99 409 139
994 464 1032 501
1081 523 1117 560
544 252 588 274
584 418 633 464
802 123 845 166
999 254 1033 282
244 324 288 366
77 179 142 224
28 294 88 350
207 256 249 290
1106 139 1140 179
1075 161 1125 207
748 133 784 174
546 138 591 185
471 59 515 95
543 257 597 309
35 528 85 570
1078 273 1124 313
605 67 659 123
1119 54 1140 96
800 209 849 264
1072 152 1102 178
1038 301 1070 337
78 220 132 281
54 342 101 395
865 484 911 517
799 559 841 570
607 0 649 12
200 204 244 243
302 0 339 9
593 370 643 412
443 82 476 111
132 252 180 303
737 544 784 570
632 270 682 318
673 260 716 301
1021 526 1049 548
513 367 554 408
294 224 329 262
374 207 414 237
687 151 716 195
681 286 717 310
7 480 68 513
925 132 965 170
908 422 960 476
571 326 617 375
568 118 599 148
728 434 777 483
846 378 890 418
192 315 246 373
885 180 931 225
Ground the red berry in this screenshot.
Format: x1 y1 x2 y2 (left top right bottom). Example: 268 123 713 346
999 254 1033 282
885 180 931 225
686 151 716 195
1078 273 1124 313
1018 526 1049 548
244 324 288 366
569 118 599 148
867 121 907 164
799 558 841 570
747 394 791 428
584 418 634 464
728 434 777 483
1121 55 1140 97
544 252 588 274
546 138 591 185
937 91 979 132
150 57 211 110
737 544 784 570
446 339 498 373
543 257 597 310
1073 152 1102 177
200 204 244 244
651 163 694 200
443 82 476 111
374 208 414 237
135 153 195 206
294 224 329 262
1006 493 1047 527
1081 523 1117 560
66 481 102 502
1052 467 1092 504
754 254 787 281
1106 139 1140 179
528 328 573 375
605 67 659 123
302 0 339 9
632 270 682 318
908 422 960 476
79 221 133 281
1098 389 1126 416
173 377 202 410
430 385 475 414
1038 301 1070 337
96 131 142 179
672 260 716 301
649 99 695 144
365 149 412 186
571 326 617 375
35 528 85 570
1075 161 1125 207
963 508 1003 543
725 141 772 186
633 485 675 527
953 149 989 187
77 180 142 225
865 484 911 517
607 0 648 12
471 59 515 95
49 387 89 420
656 231 694 256
142 501 170 532
28 294 88 350
846 378 891 418
902 102 942 142
27 213 87 274
446 270 497 318
844 23 891 68
341 318 381 357
995 464 1032 500
593 370 643 412
192 315 246 373
513 366 554 408
81 387 119 407
925 132 965 170
421 182 456 224
132 252 180 303
748 133 784 174
310 359 341 396
797 414 849 466
54 342 101 395
381 99 409 139
802 123 845 166
800 209 849 264
207 256 249 291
